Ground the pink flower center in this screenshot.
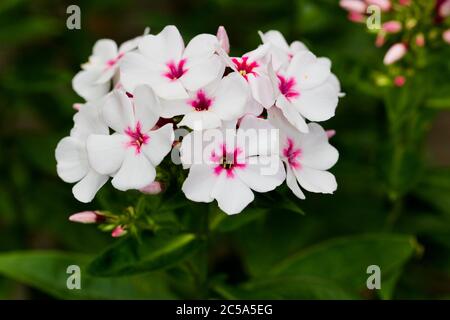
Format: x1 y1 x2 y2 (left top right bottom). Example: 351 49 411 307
211 144 246 178
164 59 187 80
278 75 299 101
189 90 213 111
124 121 149 154
283 138 302 169
232 56 258 80
106 52 124 68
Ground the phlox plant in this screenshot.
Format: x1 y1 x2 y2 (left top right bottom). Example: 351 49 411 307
54 25 342 295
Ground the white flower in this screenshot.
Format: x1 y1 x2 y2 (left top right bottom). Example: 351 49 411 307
73 33 145 101
217 43 275 111
258 30 308 72
268 50 340 133
160 72 249 130
55 101 109 203
268 107 338 199
180 115 286 215
86 86 174 191
120 25 225 100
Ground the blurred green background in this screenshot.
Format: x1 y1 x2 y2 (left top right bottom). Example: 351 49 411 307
1 0 450 299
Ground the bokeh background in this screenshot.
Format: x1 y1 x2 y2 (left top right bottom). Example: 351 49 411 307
1 0 450 299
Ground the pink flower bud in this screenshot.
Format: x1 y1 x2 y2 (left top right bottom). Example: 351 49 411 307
73 103 82 111
394 75 406 87
339 0 367 13
326 130 336 139
111 226 127 238
375 33 385 47
398 0 410 5
440 0 450 18
366 0 391 11
383 43 407 65
382 21 402 33
69 211 105 224
348 11 366 23
216 26 230 54
415 33 425 47
140 181 163 195
443 29 450 44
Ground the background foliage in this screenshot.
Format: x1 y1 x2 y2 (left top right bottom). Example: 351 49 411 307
0 0 450 299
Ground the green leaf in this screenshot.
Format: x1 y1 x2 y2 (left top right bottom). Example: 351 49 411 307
88 233 202 277
210 207 267 232
213 276 357 300
414 168 450 216
270 234 419 298
0 251 175 299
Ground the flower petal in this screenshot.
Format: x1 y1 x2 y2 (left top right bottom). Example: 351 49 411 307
102 90 135 132
55 137 88 183
236 156 285 192
178 111 222 130
160 99 192 118
285 164 305 199
133 85 161 131
72 169 108 203
211 173 255 215
183 34 218 61
142 123 174 166
119 52 163 93
86 134 127 175
111 150 156 191
248 73 275 108
294 166 337 194
180 54 224 92
287 51 330 90
182 164 217 202
72 69 110 101
276 96 309 133
213 72 248 121
93 39 118 62
153 78 189 100
139 25 184 64
296 82 338 122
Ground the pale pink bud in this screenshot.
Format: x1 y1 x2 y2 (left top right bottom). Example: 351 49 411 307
375 33 385 47
217 26 230 54
73 103 82 111
340 0 367 13
111 226 127 238
383 43 407 65
326 130 336 139
366 0 391 11
382 21 402 33
415 34 425 47
69 211 104 224
348 11 366 23
140 181 163 195
440 0 450 18
443 29 450 44
394 75 406 87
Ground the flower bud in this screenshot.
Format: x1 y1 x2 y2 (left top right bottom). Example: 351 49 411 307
140 181 164 195
326 130 336 139
73 103 82 111
339 0 366 13
366 0 391 11
443 29 450 44
415 33 425 47
382 21 402 33
375 33 385 47
111 226 127 238
348 11 366 23
439 0 450 18
69 211 105 224
383 43 407 65
394 75 406 87
398 0 410 5
216 26 230 54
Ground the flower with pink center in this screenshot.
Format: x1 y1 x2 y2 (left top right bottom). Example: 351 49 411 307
73 31 146 101
217 43 275 111
56 100 110 203
258 30 308 73
268 108 338 199
160 72 248 130
86 85 174 191
268 50 340 133
180 115 286 215
120 25 225 100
